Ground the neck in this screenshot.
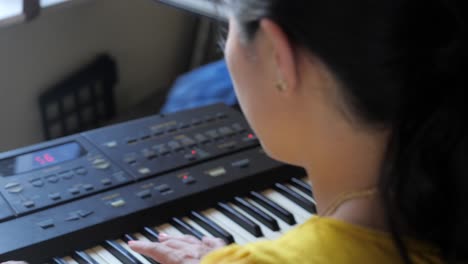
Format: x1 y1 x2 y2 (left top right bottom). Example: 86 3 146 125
303 127 389 231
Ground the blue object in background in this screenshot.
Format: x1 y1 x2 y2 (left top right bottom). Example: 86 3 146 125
160 60 237 114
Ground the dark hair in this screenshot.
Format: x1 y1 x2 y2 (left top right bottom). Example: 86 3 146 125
226 0 468 263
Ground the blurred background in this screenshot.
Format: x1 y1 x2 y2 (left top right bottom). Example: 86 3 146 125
0 0 230 152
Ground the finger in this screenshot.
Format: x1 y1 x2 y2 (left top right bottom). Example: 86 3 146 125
158 232 170 242
202 237 226 249
1 262 29 264
178 235 202 245
128 240 174 262
163 239 201 255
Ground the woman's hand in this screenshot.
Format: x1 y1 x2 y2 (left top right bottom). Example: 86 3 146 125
128 233 226 264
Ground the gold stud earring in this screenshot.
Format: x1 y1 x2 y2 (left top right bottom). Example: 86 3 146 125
276 80 287 92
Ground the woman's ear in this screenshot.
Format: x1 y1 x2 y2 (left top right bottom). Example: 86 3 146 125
259 19 298 94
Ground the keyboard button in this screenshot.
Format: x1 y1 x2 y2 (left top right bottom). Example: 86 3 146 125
217 202 263 238
274 183 316 214
194 134 210 144
250 191 296 225
167 141 183 152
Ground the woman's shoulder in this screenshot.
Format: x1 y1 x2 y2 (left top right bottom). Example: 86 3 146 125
201 217 441 264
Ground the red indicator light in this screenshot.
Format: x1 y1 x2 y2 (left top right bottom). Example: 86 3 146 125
44 153 55 162
191 150 197 155
183 175 188 179
248 134 254 139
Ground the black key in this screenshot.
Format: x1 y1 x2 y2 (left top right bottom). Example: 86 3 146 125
217 202 263 237
142 226 159 242
170 217 204 240
189 211 234 244
233 197 280 231
290 177 313 198
123 234 159 264
52 257 68 264
73 251 99 264
274 183 317 214
250 191 296 225
103 240 142 264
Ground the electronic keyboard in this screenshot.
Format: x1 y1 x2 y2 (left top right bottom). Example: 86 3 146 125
0 104 314 263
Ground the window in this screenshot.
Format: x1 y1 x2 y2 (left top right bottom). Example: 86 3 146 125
0 0 73 27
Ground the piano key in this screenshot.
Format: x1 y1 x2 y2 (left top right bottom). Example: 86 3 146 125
170 217 205 240
189 211 234 244
274 183 317 214
262 189 311 222
122 234 158 264
290 177 313 197
73 250 100 264
52 257 72 264
103 240 143 264
245 197 293 233
92 245 125 264
182 216 211 237
202 208 253 244
60 256 80 264
286 183 315 204
228 202 282 240
155 223 184 237
116 238 153 264
233 196 280 231
250 191 297 225
142 227 159 242
217 202 263 237
84 249 110 264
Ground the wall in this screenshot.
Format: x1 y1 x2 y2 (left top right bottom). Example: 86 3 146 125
0 0 197 151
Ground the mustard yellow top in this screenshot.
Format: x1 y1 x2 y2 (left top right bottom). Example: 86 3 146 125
201 217 441 264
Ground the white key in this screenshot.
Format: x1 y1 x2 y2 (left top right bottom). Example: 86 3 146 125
228 202 282 240
263 189 311 223
116 239 152 264
204 208 258 244
156 223 184 237
133 232 152 242
62 256 79 264
92 245 124 264
202 208 249 245
84 248 109 264
182 217 212 237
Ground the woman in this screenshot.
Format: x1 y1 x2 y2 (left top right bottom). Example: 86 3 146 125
3 0 466 263
124 0 468 263
127 0 467 263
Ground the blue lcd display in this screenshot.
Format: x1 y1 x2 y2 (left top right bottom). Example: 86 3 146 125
13 142 84 174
